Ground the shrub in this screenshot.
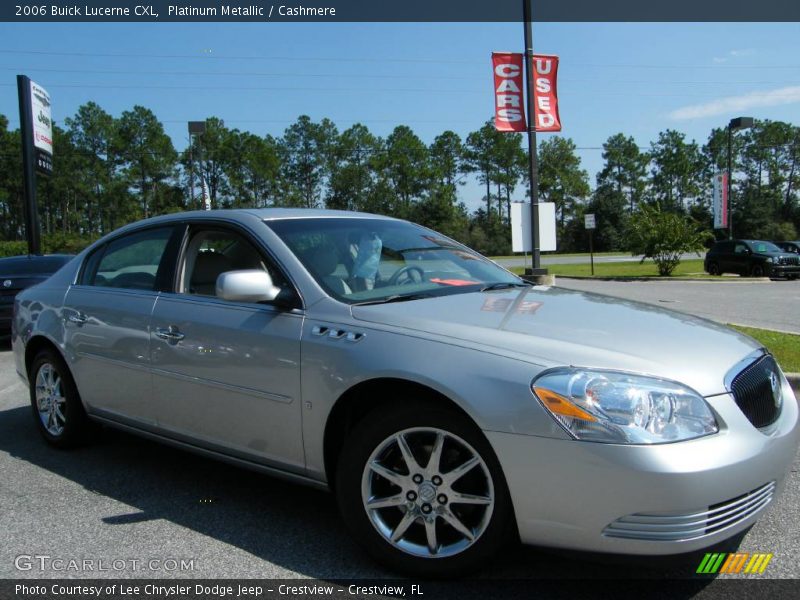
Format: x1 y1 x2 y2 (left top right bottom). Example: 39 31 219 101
628 204 712 276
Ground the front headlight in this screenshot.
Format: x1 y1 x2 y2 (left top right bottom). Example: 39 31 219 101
765 257 774 263
532 369 718 444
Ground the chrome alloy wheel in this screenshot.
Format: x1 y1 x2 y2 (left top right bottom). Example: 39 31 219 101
361 427 494 558
35 363 66 436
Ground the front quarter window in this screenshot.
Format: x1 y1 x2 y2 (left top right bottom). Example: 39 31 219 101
266 217 522 304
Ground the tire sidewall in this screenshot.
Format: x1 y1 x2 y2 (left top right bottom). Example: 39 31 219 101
708 262 720 276
29 349 91 448
336 403 515 577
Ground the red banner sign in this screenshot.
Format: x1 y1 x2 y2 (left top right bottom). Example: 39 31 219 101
532 54 561 132
492 52 526 132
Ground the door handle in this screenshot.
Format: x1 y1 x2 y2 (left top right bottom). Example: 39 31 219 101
67 312 88 325
155 326 185 344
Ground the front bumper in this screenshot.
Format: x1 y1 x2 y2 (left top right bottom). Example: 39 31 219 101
487 376 799 555
769 264 800 277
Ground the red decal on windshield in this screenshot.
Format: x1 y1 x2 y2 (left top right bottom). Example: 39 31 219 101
430 278 477 287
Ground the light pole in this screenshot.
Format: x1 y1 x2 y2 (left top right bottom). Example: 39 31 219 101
188 121 206 209
522 0 546 276
726 116 753 240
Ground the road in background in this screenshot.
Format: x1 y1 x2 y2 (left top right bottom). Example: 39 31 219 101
555 278 800 334
495 252 700 268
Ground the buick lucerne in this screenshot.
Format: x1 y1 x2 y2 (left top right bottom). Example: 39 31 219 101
11 209 800 575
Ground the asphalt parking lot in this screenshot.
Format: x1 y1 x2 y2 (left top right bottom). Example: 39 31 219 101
1 344 799 585
555 278 800 335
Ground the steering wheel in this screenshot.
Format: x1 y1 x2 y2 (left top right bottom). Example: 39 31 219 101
387 265 426 286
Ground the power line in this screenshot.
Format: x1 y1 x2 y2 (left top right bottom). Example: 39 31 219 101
2 82 800 98
1 66 794 86
2 49 800 70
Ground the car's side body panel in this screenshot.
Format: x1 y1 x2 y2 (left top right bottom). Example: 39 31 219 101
149 293 306 472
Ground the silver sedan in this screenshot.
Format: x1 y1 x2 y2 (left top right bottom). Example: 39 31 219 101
11 209 800 576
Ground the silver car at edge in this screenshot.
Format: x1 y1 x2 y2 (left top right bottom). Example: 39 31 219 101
11 209 800 576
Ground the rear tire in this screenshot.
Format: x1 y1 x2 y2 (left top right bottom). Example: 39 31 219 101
29 348 96 448
707 262 721 276
336 401 514 577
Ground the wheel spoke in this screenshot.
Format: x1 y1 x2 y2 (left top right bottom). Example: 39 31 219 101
441 509 475 541
391 510 417 542
369 461 405 488
367 494 405 509
426 431 444 476
53 403 66 423
424 518 438 554
444 456 479 484
395 433 421 474
450 492 492 505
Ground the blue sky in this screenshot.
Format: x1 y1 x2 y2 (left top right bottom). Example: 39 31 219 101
1 22 799 211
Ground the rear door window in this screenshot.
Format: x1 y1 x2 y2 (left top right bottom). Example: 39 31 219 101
83 227 173 291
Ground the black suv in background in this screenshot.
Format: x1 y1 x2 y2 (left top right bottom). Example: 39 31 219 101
0 254 73 338
704 240 800 279
775 241 800 255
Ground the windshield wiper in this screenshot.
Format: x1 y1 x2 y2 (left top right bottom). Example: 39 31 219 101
479 282 531 292
351 292 435 306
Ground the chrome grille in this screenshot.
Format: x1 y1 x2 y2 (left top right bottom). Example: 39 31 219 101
603 482 775 541
730 355 782 429
779 255 800 266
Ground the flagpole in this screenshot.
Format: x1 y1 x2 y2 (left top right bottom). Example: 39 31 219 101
522 0 544 275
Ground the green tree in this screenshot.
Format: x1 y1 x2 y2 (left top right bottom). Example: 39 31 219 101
117 106 177 218
382 125 430 216
326 123 379 211
649 130 705 213
537 137 590 232
464 120 501 223
280 115 337 208
628 204 711 276
598 133 648 214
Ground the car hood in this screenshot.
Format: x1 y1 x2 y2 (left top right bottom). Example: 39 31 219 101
351 286 762 396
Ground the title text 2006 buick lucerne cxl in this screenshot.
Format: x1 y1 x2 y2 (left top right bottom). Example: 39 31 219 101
11 209 800 575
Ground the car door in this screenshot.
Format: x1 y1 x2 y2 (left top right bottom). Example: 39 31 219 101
149 224 305 472
732 242 751 274
64 225 180 426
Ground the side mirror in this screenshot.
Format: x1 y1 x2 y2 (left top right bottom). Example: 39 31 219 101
216 270 280 303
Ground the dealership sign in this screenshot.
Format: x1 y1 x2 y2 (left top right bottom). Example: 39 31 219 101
29 80 53 175
492 52 561 133
492 52 527 132
531 55 561 132
713 172 728 229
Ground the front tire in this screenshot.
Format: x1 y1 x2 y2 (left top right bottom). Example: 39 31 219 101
336 402 514 577
29 349 95 448
750 264 766 277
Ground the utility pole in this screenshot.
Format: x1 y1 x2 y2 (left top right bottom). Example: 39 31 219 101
726 116 754 240
188 121 207 210
522 0 545 275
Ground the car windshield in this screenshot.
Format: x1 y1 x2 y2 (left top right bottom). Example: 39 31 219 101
0 255 71 276
266 217 523 304
750 241 782 253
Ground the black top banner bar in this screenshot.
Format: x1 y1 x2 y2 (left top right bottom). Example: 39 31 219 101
2 0 800 22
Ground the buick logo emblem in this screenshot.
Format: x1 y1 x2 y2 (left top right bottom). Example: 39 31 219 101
2 280 10 288
769 370 782 408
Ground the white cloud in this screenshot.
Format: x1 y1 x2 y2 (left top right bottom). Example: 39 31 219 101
711 48 756 64
668 86 800 120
